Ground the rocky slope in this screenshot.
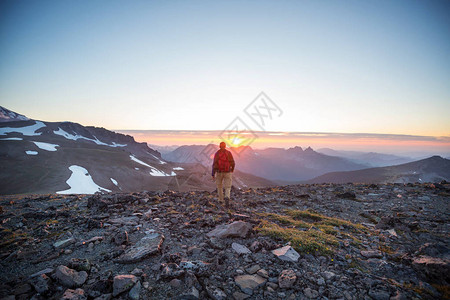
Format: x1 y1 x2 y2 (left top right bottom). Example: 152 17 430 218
0 182 449 299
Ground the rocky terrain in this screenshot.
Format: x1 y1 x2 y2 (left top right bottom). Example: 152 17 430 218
1 182 449 299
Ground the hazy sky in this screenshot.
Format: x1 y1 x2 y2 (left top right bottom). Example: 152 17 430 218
1 0 449 137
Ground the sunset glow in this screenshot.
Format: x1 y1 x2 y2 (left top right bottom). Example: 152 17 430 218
118 130 450 156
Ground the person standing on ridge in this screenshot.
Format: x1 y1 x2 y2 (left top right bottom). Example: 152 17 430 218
212 142 235 208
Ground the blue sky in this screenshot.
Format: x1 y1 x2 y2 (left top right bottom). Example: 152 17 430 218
1 0 449 136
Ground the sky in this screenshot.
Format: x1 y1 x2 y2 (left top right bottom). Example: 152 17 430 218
1 0 449 148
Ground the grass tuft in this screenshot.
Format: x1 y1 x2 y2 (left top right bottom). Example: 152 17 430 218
256 209 366 256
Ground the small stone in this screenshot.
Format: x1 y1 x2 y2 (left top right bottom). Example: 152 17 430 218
249 241 262 252
233 291 250 300
387 229 397 237
303 287 319 299
55 265 88 288
29 267 54 279
170 279 183 288
322 271 336 281
267 282 278 289
128 280 141 300
113 274 138 297
246 265 260 274
278 269 297 289
29 274 50 294
272 246 300 262
179 286 199 299
54 237 76 249
257 269 269 278
316 277 325 286
131 268 143 276
68 258 91 272
61 288 87 300
232 243 251 255
206 286 227 300
235 274 267 295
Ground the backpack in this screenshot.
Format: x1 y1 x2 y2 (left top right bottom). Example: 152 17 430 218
217 150 231 172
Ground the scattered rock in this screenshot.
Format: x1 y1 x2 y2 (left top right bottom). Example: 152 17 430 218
61 288 87 300
112 274 138 297
54 237 76 249
303 287 319 299
278 269 297 289
54 265 88 288
206 221 252 239
235 274 267 295
115 233 164 263
272 246 300 262
245 265 260 275
232 243 251 255
206 285 227 300
128 280 141 300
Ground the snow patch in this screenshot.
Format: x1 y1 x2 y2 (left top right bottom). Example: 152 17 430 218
173 167 184 170
0 121 45 136
57 165 111 194
0 137 23 141
33 141 59 151
130 155 174 176
26 150 38 155
110 178 118 186
148 152 167 164
54 128 127 147
130 155 152 168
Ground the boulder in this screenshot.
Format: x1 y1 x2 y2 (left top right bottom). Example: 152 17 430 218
412 255 450 283
54 265 88 288
235 274 267 295
113 274 138 297
232 243 251 255
115 233 164 263
206 221 252 239
272 246 300 262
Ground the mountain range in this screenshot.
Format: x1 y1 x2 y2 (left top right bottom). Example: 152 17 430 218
163 145 368 182
0 107 271 195
1 106 448 195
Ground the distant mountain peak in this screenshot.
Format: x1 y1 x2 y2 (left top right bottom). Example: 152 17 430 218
304 146 314 153
0 106 30 123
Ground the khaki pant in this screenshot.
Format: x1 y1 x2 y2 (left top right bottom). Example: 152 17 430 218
215 172 232 202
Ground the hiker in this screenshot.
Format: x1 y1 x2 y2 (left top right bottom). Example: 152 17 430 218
212 142 235 208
